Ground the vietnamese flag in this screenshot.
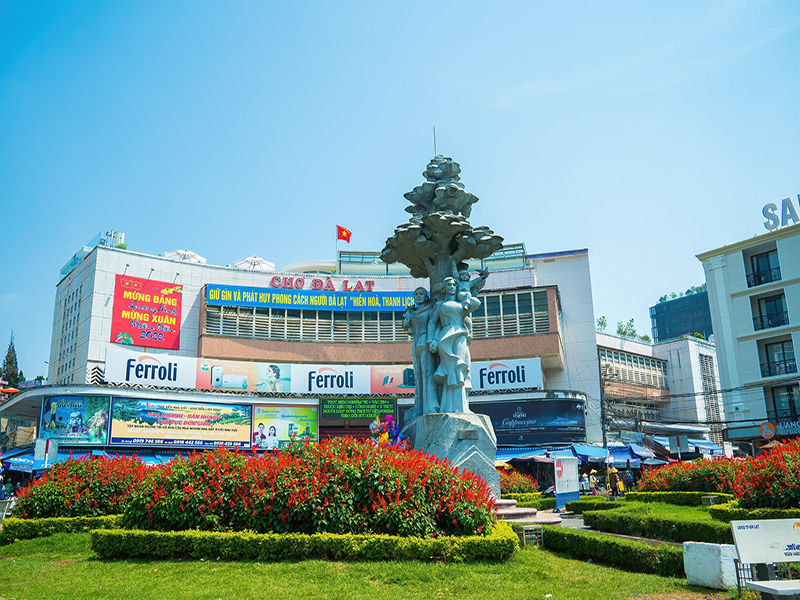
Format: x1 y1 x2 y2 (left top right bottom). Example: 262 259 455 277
337 225 352 243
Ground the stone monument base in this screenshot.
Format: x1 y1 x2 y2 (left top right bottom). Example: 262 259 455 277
402 412 500 498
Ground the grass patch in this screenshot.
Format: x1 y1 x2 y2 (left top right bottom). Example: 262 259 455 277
0 532 737 600
584 502 732 544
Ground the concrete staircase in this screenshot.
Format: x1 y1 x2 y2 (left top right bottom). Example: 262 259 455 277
495 498 562 525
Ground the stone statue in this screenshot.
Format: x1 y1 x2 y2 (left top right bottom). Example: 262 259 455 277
381 156 503 497
457 267 489 344
428 277 480 413
402 287 438 417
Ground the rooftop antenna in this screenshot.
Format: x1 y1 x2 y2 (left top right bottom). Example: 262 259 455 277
433 126 437 156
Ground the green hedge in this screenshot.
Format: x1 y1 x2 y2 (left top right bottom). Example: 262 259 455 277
540 525 684 577
624 492 735 506
565 499 623 514
501 493 541 503
90 521 519 562
708 501 800 523
516 497 557 511
583 507 732 544
2 515 123 541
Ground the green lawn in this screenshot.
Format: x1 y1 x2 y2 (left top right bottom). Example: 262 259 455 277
0 533 736 600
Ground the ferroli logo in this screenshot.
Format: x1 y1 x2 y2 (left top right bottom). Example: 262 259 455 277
307 367 354 391
125 356 179 382
479 362 526 388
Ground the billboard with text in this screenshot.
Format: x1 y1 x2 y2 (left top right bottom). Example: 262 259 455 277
110 275 182 350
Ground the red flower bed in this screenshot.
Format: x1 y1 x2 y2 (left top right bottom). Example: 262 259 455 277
122 438 496 537
733 438 800 509
499 470 538 494
636 459 735 494
15 455 150 519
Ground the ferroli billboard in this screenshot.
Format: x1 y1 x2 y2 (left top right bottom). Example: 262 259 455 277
105 347 543 396
472 398 586 446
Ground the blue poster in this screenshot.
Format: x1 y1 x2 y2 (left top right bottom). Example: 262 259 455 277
40 396 110 445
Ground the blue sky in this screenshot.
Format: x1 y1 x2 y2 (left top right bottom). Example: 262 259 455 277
1 1 799 378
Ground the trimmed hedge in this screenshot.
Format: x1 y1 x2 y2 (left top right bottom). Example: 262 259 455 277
565 499 623 514
516 497 557 511
3 515 123 541
501 493 541 503
708 501 800 523
583 507 732 544
540 525 684 577
90 521 519 562
624 491 734 506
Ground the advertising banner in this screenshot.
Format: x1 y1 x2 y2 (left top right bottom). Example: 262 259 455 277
40 396 111 445
320 397 397 420
291 364 372 395
206 284 415 313
731 519 800 563
554 456 580 509
252 405 318 450
196 358 292 394
110 274 182 350
105 346 198 388
109 398 251 448
472 399 586 446
104 349 541 396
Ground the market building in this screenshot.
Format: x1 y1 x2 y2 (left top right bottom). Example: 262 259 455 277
0 233 602 472
698 215 800 451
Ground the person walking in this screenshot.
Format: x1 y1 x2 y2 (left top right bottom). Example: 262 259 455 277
589 469 599 496
609 468 620 497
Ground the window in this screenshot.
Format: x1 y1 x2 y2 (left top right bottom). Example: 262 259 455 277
768 386 800 420
762 340 797 377
748 250 781 287
753 294 789 330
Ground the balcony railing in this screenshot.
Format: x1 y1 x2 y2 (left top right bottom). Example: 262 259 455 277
747 267 782 287
761 358 798 377
753 311 789 331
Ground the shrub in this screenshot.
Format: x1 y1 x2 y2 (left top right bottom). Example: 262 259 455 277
636 459 735 494
499 470 538 494
624 491 734 506
123 439 495 537
708 500 800 523
541 525 684 577
501 492 540 503
14 455 149 519
583 505 732 544
2 515 123 541
565 499 622 514
733 438 800 509
90 521 519 562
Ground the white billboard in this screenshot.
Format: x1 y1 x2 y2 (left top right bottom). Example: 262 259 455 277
473 358 542 391
290 364 372 395
104 346 198 388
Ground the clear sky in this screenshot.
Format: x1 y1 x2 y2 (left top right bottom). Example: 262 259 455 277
1 1 799 378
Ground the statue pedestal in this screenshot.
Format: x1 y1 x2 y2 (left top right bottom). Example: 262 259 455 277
402 412 500 498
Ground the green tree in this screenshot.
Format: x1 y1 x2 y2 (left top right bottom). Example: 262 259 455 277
2 331 22 384
596 316 608 331
640 334 652 342
616 318 637 338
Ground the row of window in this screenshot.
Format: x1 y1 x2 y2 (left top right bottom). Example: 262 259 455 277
598 347 669 389
767 385 800 420
204 290 551 343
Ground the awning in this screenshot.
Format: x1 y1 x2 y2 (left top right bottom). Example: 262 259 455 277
609 448 642 469
495 449 547 461
628 443 655 459
643 457 668 466
571 444 609 462
653 437 723 455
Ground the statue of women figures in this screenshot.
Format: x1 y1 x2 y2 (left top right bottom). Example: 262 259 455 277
402 287 439 416
427 277 480 413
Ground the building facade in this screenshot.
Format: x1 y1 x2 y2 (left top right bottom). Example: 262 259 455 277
698 224 800 449
649 291 713 343
597 332 724 446
1 237 602 466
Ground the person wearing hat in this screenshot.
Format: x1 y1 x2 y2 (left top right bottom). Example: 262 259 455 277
608 467 620 497
589 469 598 495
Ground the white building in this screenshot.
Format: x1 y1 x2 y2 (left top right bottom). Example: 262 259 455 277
597 332 724 445
698 223 800 447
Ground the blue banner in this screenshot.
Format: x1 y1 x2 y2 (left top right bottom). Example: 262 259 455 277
206 284 415 312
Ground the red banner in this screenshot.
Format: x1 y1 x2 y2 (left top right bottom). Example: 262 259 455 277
110 274 182 350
